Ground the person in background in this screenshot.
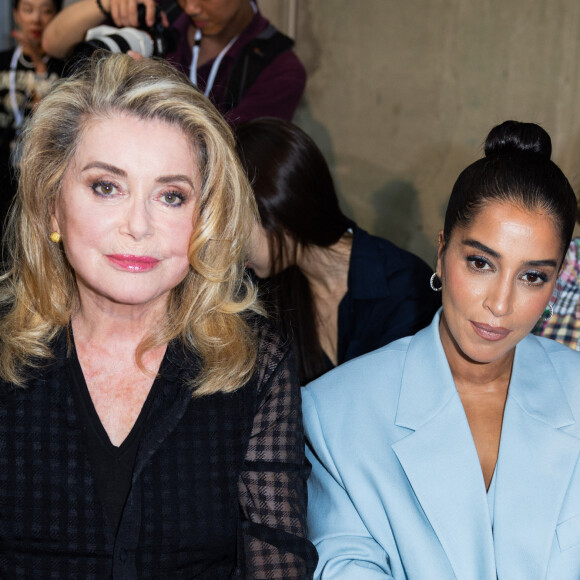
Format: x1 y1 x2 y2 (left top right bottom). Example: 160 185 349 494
533 201 580 350
42 0 306 125
303 121 580 579
235 117 441 384
0 0 63 229
0 53 316 578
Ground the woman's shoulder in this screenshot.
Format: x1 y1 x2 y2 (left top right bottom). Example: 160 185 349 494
251 314 295 385
520 332 580 399
352 225 433 276
527 331 580 362
303 332 413 416
0 328 68 398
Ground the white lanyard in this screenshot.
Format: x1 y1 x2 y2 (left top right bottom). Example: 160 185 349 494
189 1 257 97
190 31 238 97
9 45 25 129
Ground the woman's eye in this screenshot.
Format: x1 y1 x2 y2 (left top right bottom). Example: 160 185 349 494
91 181 118 196
522 271 547 285
468 256 491 270
161 192 184 206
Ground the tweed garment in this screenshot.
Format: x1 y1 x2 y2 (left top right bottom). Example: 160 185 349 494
0 320 317 578
533 237 580 351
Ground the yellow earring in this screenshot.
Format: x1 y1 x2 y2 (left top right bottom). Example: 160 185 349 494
49 231 61 243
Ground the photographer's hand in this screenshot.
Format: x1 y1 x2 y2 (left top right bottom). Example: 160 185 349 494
127 50 144 61
109 0 159 28
43 0 162 59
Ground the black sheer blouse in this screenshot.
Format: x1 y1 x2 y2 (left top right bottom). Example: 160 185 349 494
0 320 317 578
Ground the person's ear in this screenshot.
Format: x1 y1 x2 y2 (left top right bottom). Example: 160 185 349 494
435 230 445 278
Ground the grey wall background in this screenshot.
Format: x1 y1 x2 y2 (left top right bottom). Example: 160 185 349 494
262 0 580 266
1 0 14 51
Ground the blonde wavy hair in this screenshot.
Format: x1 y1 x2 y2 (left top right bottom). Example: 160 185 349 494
0 52 262 396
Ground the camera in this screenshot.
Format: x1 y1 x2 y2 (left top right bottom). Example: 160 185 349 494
71 4 175 60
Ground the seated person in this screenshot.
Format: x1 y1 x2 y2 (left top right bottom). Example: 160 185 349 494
303 121 580 579
236 117 441 384
0 0 64 228
0 53 316 577
533 202 580 350
41 0 306 124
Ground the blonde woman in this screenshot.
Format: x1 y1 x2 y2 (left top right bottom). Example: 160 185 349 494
0 53 316 578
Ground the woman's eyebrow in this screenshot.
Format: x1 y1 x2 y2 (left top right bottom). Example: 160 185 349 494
82 162 195 188
462 239 500 258
462 238 558 268
82 161 125 176
156 175 195 188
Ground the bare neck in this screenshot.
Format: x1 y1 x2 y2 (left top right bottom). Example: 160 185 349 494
297 234 353 299
71 291 167 354
297 234 353 366
438 312 514 395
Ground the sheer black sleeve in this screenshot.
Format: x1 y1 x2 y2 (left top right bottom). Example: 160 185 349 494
238 322 318 578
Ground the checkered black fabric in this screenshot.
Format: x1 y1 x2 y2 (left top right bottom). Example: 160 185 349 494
0 319 317 578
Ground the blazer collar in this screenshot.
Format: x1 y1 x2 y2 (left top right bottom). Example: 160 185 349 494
395 311 575 430
492 337 578 577
507 335 574 428
394 310 456 430
392 311 579 578
392 312 496 578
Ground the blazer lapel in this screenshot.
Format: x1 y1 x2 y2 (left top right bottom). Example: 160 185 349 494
392 317 497 580
493 336 580 579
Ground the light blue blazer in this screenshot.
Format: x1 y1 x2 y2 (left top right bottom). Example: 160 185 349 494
303 311 580 579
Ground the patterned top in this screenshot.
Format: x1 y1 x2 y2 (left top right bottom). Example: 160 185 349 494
0 47 64 225
533 237 580 350
0 46 64 156
0 320 317 578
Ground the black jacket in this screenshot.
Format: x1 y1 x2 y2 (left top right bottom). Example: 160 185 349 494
335 225 441 365
0 322 317 578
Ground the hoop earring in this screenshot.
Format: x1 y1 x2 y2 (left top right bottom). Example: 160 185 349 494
430 272 442 292
49 231 61 243
542 303 553 321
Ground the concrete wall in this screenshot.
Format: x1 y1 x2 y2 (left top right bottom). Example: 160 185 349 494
1 2 14 51
261 0 580 265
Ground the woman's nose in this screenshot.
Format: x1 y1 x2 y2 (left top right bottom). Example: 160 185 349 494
483 277 514 318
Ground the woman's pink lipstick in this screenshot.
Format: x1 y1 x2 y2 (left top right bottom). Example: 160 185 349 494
107 254 159 272
471 321 511 342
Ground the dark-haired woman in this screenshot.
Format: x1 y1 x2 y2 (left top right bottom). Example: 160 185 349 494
303 121 580 579
236 118 441 384
0 0 63 226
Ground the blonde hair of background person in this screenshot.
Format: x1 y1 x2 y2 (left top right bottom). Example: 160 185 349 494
0 51 260 396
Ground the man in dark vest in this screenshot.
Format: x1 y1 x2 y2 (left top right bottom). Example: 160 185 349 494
43 0 306 124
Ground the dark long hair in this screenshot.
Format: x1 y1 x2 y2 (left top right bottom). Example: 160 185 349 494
443 121 577 263
236 118 351 383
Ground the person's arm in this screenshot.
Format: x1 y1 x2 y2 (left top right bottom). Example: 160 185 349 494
42 0 159 59
303 388 394 579
237 323 317 578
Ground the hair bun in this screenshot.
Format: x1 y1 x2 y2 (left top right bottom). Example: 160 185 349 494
484 120 552 159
